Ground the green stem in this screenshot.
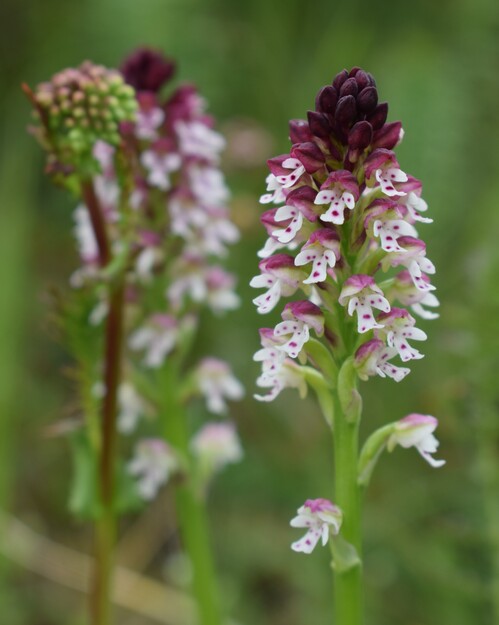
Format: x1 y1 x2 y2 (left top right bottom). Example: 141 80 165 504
332 391 363 625
82 180 124 625
475 407 499 622
160 363 222 625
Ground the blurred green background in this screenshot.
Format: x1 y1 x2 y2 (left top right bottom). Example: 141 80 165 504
1 0 499 623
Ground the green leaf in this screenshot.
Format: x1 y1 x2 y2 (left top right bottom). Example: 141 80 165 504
67 429 100 520
330 533 362 573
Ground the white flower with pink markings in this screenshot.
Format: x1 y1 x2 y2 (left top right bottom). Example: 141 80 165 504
295 229 340 284
376 308 427 362
388 414 445 468
290 498 343 554
339 275 391 334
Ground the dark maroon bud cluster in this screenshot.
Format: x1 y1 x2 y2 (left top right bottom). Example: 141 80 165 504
120 47 176 94
289 67 402 171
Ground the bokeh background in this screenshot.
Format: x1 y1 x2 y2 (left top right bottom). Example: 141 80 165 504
1 0 499 623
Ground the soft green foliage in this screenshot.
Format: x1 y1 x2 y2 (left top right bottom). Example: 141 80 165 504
2 0 499 623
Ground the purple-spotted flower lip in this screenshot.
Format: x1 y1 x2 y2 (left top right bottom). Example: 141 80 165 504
364 148 400 180
319 169 360 200
282 300 324 334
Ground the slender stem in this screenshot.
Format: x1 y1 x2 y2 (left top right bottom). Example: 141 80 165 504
475 407 499 622
82 181 111 266
161 362 222 625
333 390 363 625
82 180 125 625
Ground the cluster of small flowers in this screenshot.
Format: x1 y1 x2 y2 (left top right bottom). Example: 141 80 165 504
114 50 244 498
251 67 439 402
291 413 444 553
30 51 244 502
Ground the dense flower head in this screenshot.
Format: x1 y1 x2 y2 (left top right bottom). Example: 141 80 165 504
27 61 137 171
252 66 438 399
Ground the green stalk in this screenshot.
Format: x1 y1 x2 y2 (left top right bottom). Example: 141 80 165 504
82 180 124 625
332 385 363 625
160 362 222 625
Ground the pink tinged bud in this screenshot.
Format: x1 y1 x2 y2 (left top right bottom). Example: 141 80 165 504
196 358 244 414
388 414 445 468
372 121 404 150
354 339 410 383
376 307 427 362
290 498 343 554
339 275 391 334
291 142 325 174
191 422 243 472
289 119 313 144
295 229 340 284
